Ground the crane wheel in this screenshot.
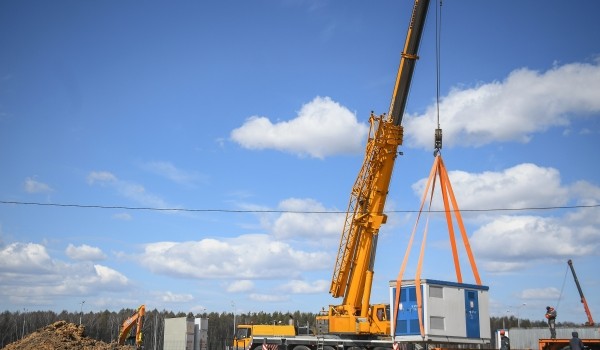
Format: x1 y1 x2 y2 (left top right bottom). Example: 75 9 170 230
292 346 311 350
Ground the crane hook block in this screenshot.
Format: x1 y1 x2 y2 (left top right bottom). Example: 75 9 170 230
434 128 443 156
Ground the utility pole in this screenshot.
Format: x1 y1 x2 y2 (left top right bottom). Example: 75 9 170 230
231 301 236 338
21 308 27 339
517 303 526 328
153 312 158 350
79 300 85 325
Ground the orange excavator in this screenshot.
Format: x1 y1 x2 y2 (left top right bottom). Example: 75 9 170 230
118 304 145 348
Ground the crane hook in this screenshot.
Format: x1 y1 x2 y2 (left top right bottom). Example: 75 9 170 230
433 128 442 156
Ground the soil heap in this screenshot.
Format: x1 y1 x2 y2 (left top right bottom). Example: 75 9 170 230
3 320 136 350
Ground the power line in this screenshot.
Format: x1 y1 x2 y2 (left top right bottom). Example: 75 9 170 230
0 200 598 214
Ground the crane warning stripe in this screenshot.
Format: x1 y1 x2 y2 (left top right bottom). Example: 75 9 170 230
262 344 279 350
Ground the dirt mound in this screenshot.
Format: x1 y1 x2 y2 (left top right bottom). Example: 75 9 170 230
3 320 136 350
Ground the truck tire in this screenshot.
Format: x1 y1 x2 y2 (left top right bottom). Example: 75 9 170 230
292 346 311 350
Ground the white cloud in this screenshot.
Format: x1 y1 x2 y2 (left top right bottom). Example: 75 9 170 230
142 161 206 187
113 212 132 221
471 215 596 266
405 61 600 149
0 242 53 273
248 293 289 303
0 243 130 304
230 61 600 158
226 280 255 293
87 170 175 209
87 171 117 184
477 261 528 273
24 177 53 194
279 279 329 294
271 198 344 240
158 291 194 303
190 305 209 314
66 244 107 261
519 287 561 300
569 180 600 207
412 163 568 211
139 234 329 279
93 264 129 285
231 96 368 158
409 163 600 273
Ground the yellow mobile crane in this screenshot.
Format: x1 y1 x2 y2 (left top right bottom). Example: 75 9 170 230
320 0 431 337
233 1 431 350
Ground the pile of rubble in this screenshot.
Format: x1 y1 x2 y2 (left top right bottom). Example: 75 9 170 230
3 321 136 350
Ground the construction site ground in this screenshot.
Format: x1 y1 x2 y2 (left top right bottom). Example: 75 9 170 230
3 320 136 350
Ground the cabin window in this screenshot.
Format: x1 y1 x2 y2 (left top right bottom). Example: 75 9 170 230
430 286 443 298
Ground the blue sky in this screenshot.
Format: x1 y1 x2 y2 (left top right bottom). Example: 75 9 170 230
1 0 599 326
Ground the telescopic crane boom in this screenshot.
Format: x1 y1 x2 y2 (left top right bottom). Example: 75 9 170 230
567 259 595 326
323 0 431 336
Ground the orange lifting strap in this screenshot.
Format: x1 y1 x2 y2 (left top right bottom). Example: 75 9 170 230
393 154 481 337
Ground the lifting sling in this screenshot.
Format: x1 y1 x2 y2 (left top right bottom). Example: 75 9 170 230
393 154 481 337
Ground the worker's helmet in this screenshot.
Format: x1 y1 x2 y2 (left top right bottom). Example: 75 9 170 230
500 330 505 335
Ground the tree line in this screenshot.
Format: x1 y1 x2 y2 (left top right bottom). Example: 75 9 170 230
0 308 585 350
0 308 316 350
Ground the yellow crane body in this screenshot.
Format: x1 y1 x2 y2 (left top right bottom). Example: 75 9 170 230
321 0 431 336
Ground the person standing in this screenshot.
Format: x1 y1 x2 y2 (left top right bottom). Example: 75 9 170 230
570 331 584 350
500 330 510 350
545 306 557 339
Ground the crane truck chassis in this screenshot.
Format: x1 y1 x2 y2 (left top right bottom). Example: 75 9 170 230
234 323 399 350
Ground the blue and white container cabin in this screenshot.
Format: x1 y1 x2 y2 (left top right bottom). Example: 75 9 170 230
389 279 491 344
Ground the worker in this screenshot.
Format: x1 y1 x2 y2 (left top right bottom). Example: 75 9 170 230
570 331 584 350
545 306 557 339
500 330 510 350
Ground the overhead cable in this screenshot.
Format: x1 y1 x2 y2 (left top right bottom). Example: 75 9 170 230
0 200 597 214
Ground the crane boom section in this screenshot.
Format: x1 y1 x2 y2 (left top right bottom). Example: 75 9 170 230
389 0 430 125
326 0 430 335
568 259 595 326
330 114 402 303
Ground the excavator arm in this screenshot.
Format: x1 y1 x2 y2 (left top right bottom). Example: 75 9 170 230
118 304 146 348
325 0 431 335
